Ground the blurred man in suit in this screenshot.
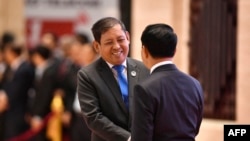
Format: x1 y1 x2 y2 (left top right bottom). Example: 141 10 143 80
58 33 97 141
131 24 204 141
0 43 35 140
77 17 149 141
41 31 63 59
29 44 60 141
68 33 99 141
0 31 15 140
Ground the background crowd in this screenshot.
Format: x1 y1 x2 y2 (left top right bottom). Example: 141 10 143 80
0 31 99 141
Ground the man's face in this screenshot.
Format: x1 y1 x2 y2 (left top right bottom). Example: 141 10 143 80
41 33 56 49
97 24 130 65
3 48 13 65
30 53 40 67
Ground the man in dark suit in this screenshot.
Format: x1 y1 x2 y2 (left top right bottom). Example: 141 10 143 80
29 45 60 141
131 24 204 141
77 17 149 141
0 43 35 140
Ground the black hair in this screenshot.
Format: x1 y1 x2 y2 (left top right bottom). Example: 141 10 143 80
75 32 90 44
141 23 177 58
3 43 23 57
0 32 15 51
91 17 127 43
1 32 15 45
30 44 52 60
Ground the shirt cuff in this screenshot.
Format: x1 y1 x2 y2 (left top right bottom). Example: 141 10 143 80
127 136 131 141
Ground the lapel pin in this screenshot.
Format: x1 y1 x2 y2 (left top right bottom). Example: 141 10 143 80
131 71 136 77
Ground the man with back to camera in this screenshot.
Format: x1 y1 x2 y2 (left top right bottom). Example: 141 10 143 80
77 17 150 141
131 23 204 141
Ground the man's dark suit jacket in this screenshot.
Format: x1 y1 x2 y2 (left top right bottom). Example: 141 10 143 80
77 57 149 141
29 59 60 141
0 61 35 140
131 64 204 141
31 59 60 118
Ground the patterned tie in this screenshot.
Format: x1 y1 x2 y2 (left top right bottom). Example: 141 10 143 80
113 65 129 110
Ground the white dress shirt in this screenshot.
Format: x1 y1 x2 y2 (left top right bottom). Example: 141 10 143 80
150 61 173 74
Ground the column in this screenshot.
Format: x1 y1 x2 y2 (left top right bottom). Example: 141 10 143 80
0 0 25 42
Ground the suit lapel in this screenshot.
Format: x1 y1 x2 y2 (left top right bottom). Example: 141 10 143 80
126 58 139 110
98 58 128 115
127 58 142 129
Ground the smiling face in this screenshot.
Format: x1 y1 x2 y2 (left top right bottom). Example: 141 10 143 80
95 24 130 65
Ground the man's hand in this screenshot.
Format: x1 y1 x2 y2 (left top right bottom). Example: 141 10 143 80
0 91 8 113
127 136 131 141
30 116 43 132
61 111 72 126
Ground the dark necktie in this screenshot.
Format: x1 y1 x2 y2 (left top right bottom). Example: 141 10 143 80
113 65 129 110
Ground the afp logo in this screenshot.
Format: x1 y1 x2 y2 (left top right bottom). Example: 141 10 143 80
224 125 250 141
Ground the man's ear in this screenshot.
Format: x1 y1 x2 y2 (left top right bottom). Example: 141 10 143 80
92 41 100 53
173 48 177 56
143 46 149 58
125 31 130 43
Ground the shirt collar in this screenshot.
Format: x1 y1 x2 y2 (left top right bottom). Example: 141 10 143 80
106 60 127 69
36 60 49 71
10 57 24 71
35 60 49 78
150 61 173 74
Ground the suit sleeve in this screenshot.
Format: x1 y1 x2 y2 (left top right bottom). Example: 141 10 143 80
193 78 204 135
131 84 154 141
77 70 130 141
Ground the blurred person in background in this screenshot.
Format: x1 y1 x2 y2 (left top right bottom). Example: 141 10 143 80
75 33 99 67
40 31 64 60
0 31 15 140
70 33 99 141
57 34 81 140
59 32 99 141
0 32 15 81
29 44 60 141
0 42 35 140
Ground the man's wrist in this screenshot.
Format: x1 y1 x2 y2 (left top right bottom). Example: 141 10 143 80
127 136 131 141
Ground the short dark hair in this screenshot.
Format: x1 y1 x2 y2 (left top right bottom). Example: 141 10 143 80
0 32 15 51
141 23 177 58
1 32 15 45
91 17 127 43
75 32 90 44
3 43 23 57
30 44 51 60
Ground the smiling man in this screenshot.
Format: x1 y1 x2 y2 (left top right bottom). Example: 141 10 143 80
77 17 149 141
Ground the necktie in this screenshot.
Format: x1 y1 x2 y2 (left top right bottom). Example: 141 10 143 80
113 65 129 110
